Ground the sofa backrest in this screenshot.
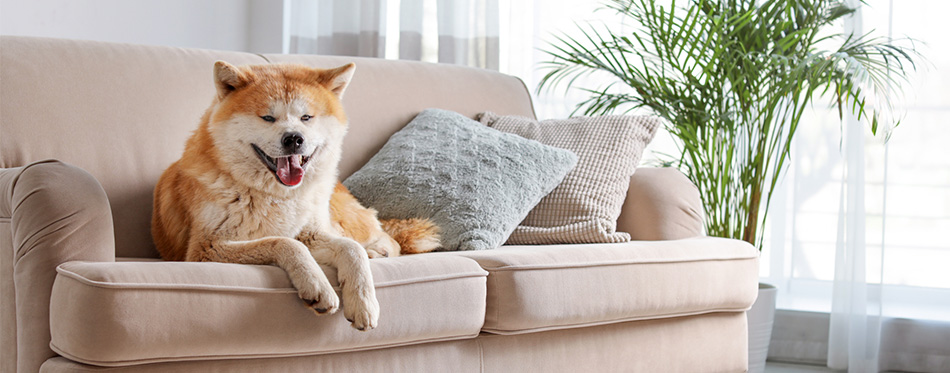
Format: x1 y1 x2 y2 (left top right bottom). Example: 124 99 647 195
0 36 536 258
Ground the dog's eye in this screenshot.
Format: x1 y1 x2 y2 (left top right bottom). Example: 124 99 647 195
301 115 313 122
260 115 276 123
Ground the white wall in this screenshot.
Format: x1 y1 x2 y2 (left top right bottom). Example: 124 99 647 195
0 0 285 53
247 0 286 53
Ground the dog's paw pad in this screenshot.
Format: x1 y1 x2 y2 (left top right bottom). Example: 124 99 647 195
347 315 373 331
309 302 331 314
343 290 379 331
299 287 339 316
304 299 338 315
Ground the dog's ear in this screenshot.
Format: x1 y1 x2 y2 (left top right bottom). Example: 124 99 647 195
318 63 356 99
213 61 250 99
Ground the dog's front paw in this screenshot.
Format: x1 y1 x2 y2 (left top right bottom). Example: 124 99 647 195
302 285 340 316
294 273 340 316
343 286 379 331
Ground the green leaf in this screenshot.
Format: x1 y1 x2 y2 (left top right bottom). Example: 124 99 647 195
538 0 922 249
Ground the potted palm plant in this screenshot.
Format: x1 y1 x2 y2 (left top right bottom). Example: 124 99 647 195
538 0 919 371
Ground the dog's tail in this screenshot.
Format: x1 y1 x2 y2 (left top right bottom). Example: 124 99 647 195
380 218 441 255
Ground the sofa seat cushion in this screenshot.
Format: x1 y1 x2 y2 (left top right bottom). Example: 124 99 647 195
48 255 488 367
450 237 759 334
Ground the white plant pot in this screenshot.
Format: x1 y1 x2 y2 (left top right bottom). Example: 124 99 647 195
747 283 777 373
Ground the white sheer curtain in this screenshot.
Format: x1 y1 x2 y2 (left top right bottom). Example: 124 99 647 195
435 0 499 68
284 0 624 122
827 107 884 372
287 0 499 69
763 1 950 371
827 4 882 371
289 0 387 57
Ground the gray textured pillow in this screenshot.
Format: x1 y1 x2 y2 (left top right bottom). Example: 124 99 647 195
343 109 578 251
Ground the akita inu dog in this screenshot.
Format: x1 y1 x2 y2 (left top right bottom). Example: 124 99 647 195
152 61 440 331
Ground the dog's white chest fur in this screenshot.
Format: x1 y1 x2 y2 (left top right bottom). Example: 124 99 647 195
199 187 317 240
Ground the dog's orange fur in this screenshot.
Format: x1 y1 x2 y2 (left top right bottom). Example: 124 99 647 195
151 61 439 331
380 218 442 255
330 182 440 258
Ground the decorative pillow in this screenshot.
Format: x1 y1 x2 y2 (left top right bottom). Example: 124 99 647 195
477 112 660 244
343 109 578 251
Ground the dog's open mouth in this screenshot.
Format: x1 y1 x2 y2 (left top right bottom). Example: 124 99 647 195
251 144 313 187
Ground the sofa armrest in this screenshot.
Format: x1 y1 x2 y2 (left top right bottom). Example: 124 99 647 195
616 167 705 240
0 160 115 373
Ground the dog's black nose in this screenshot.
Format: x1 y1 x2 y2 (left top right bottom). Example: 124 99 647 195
282 132 305 152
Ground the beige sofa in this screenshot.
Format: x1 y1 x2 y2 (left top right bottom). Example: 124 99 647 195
0 36 759 372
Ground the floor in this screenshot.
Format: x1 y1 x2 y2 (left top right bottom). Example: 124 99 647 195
765 362 840 372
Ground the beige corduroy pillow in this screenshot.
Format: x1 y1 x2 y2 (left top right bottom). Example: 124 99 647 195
478 112 660 244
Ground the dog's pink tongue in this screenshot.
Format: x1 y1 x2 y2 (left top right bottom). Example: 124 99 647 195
276 155 304 186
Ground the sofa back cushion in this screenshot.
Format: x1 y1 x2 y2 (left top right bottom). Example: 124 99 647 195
0 36 535 258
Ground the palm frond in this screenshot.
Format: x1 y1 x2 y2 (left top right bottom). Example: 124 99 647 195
538 0 921 249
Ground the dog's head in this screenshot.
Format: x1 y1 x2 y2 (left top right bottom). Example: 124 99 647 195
205 61 355 193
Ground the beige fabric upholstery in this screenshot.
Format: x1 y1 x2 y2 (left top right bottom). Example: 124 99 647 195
617 167 706 240
478 312 749 373
452 237 759 334
0 37 266 259
41 313 746 372
478 113 660 245
40 340 481 373
259 53 538 180
0 161 116 373
49 256 487 367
